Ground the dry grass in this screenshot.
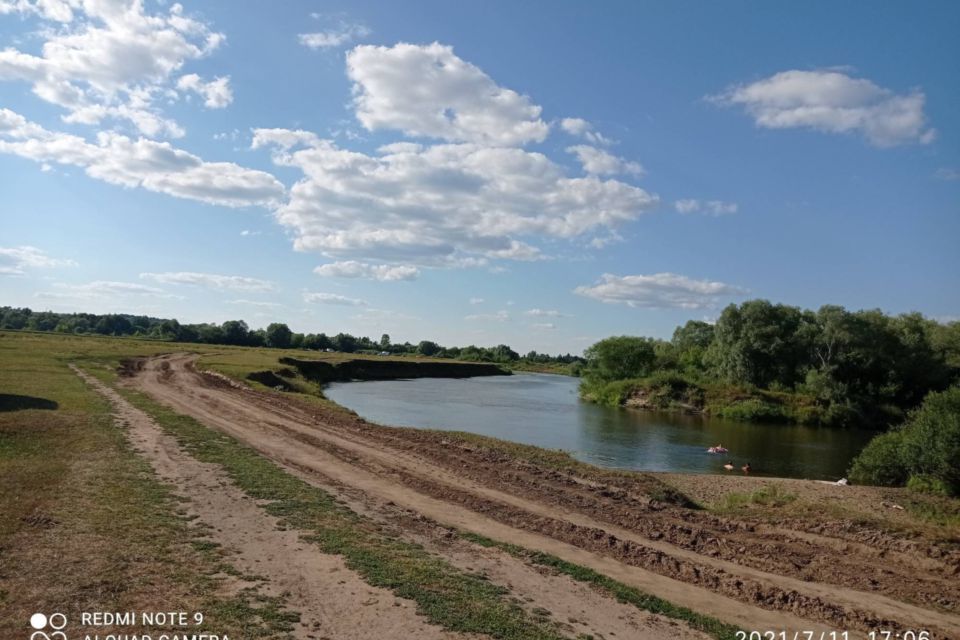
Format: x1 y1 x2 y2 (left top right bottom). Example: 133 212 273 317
0 331 299 638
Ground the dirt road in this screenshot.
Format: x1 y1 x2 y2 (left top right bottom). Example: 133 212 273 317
124 354 960 637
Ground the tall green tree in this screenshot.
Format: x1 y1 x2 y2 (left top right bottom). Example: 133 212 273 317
265 322 293 349
706 300 809 388
417 340 441 356
220 320 251 345
583 336 657 382
671 320 715 373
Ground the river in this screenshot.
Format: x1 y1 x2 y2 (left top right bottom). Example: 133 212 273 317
325 372 875 480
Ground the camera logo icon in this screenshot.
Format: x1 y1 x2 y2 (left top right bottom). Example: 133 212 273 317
29 613 67 640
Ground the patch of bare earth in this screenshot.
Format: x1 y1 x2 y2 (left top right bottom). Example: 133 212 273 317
127 354 960 637
72 366 471 640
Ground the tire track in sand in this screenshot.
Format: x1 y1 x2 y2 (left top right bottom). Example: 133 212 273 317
130 353 916 635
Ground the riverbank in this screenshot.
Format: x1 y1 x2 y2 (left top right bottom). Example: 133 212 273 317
277 354 509 382
579 373 826 424
653 472 960 538
138 352 960 635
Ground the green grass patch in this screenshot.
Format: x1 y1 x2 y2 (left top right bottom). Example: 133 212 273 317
0 332 300 639
900 493 960 528
717 484 798 511
459 532 741 640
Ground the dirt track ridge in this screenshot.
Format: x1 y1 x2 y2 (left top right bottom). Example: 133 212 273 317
125 354 960 637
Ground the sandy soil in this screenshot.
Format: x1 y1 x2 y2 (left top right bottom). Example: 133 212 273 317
119 354 960 637
73 362 718 640
71 366 471 640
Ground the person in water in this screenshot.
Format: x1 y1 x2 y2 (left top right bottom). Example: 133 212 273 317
742 462 751 474
723 461 734 471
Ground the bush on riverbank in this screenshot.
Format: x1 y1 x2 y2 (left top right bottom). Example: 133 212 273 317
579 372 824 424
849 387 960 495
579 301 960 430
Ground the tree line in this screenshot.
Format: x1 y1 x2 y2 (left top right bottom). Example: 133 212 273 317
0 306 582 368
581 300 960 429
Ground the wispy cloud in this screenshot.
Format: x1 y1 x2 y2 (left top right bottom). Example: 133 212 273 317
0 246 76 276
574 272 747 309
559 117 614 145
140 272 275 292
35 280 179 300
299 20 371 50
465 310 510 322
674 199 738 216
523 308 568 318
303 291 367 306
227 299 282 308
314 261 419 281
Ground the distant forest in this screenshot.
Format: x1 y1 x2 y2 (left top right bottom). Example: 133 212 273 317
0 306 582 367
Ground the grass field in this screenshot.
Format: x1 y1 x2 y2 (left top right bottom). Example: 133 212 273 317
6 330 956 638
0 331 299 638
0 329 746 639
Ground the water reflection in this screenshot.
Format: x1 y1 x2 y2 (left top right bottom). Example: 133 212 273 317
325 373 874 480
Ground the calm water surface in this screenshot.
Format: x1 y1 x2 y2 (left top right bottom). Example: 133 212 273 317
325 373 875 480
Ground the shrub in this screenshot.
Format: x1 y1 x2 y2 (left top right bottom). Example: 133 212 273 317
899 387 960 495
578 378 641 407
720 484 797 510
641 372 703 407
714 399 790 423
906 474 951 496
849 387 960 494
792 404 825 425
848 430 909 487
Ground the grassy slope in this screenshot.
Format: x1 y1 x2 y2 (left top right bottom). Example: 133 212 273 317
0 332 298 638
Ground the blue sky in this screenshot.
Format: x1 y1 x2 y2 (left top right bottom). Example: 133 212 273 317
1 0 958 354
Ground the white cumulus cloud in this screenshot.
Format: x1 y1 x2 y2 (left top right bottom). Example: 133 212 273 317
0 1 226 137
0 108 285 207
559 117 613 145
567 145 643 176
346 42 550 146
712 69 935 147
574 272 747 309
252 128 656 269
177 73 233 109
